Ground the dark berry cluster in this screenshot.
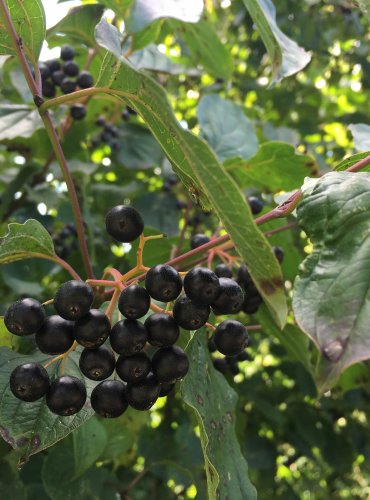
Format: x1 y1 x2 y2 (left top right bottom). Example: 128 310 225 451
40 44 93 119
51 223 78 259
90 117 120 152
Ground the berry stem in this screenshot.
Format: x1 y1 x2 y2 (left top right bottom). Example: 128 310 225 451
42 341 78 370
105 288 121 322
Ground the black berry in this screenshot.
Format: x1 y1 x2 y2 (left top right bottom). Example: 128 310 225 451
63 60 79 77
77 71 93 88
237 264 252 289
42 81 56 98
51 70 65 86
159 382 175 397
273 246 284 263
144 313 179 347
91 380 128 418
242 294 263 314
60 44 75 61
213 358 229 374
96 116 105 127
60 79 77 94
211 278 244 315
46 59 61 72
214 319 249 356
4 298 45 336
39 62 51 80
46 376 86 416
110 319 148 355
190 233 210 249
35 315 74 354
118 285 150 319
70 104 86 120
152 346 189 383
184 267 220 305
75 309 111 348
10 363 49 402
79 345 116 381
214 264 233 279
105 205 144 242
126 373 160 411
173 295 210 330
116 352 151 383
145 264 182 302
54 280 94 320
247 196 263 215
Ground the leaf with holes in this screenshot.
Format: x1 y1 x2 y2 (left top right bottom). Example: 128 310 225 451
293 172 370 391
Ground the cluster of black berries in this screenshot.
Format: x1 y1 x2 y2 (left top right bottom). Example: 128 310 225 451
51 223 78 260
90 117 120 151
40 44 93 120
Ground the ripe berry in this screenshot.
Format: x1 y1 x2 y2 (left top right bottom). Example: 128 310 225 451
60 79 77 94
70 104 86 120
42 81 56 98
39 62 51 80
247 196 263 215
127 106 137 116
213 358 228 374
63 60 79 77
273 246 284 263
159 382 175 397
214 264 232 279
77 71 93 88
4 298 45 336
126 373 160 411
46 59 61 72
51 70 65 86
190 233 210 249
211 278 244 315
173 295 210 330
35 315 74 354
145 264 182 302
122 109 130 121
226 357 240 375
237 264 252 289
10 363 49 402
214 319 249 356
91 380 128 418
118 285 150 319
152 346 189 383
46 376 86 416
75 309 111 348
60 44 75 61
96 116 105 127
110 319 148 355
116 352 151 383
54 280 93 320
105 205 144 242
208 336 217 352
242 294 263 314
79 345 115 381
144 313 179 347
184 267 220 305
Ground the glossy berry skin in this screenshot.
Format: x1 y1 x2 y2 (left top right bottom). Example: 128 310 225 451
116 352 151 383
184 267 220 305
118 285 150 319
77 71 93 88
63 60 79 76
39 63 51 80
46 59 61 72
213 358 229 375
10 363 49 402
51 70 65 86
70 104 86 120
211 278 244 315
173 295 210 330
159 382 175 397
42 81 56 98
190 233 210 249
46 376 86 416
145 264 182 302
4 298 45 336
152 346 189 383
214 319 249 356
214 264 232 279
144 313 179 347
91 380 128 418
242 294 263 315
110 319 148 355
247 196 263 215
105 205 144 242
126 373 160 411
79 345 116 381
237 264 252 289
273 246 284 263
75 309 111 348
60 79 77 94
60 44 75 61
54 280 94 320
35 315 74 355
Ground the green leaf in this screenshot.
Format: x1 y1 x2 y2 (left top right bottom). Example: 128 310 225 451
225 142 317 192
46 4 104 48
241 0 311 84
128 0 203 31
99 0 133 18
130 43 188 74
0 0 45 61
197 95 258 162
0 219 55 264
72 417 107 478
135 194 181 236
170 18 234 80
355 0 370 20
335 151 370 172
0 317 13 348
116 123 164 169
181 330 257 499
95 20 287 327
0 348 96 460
0 105 43 140
348 123 370 151
0 163 39 219
293 172 370 391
